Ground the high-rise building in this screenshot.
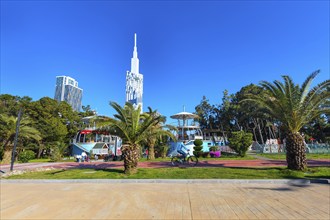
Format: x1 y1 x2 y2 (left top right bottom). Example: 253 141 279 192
54 76 83 112
126 33 143 113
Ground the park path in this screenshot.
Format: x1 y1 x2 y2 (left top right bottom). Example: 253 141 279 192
1 158 329 175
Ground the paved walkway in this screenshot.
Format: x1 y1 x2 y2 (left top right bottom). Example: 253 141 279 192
1 180 329 220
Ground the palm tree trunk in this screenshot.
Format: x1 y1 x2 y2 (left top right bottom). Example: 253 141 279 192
286 132 307 170
2 134 14 150
161 145 168 158
122 144 140 174
147 145 155 160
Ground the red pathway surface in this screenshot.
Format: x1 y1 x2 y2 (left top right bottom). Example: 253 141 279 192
1 159 329 173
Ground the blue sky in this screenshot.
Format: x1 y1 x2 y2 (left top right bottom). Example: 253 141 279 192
1 1 329 125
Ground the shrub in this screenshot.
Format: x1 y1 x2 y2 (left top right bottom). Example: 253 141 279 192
19 150 35 163
209 146 221 157
209 146 216 152
193 139 203 146
210 151 221 158
228 131 253 157
209 146 220 152
156 145 169 158
202 152 209 158
50 147 62 162
193 139 203 158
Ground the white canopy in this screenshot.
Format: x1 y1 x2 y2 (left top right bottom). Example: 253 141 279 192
170 112 199 120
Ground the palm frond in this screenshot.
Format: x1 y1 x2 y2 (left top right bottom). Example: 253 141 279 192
300 70 320 103
242 71 328 133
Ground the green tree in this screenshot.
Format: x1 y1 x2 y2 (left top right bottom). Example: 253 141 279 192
228 131 253 157
0 94 32 116
302 115 329 143
57 101 81 143
144 108 177 160
144 108 163 160
194 96 216 130
100 102 175 174
0 114 42 150
234 84 277 144
27 97 68 158
193 139 203 158
80 105 96 117
244 70 330 170
50 141 68 162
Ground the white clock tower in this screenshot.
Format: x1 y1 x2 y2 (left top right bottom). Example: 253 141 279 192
125 33 143 113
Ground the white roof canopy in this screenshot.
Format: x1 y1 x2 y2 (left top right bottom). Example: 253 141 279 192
170 112 199 120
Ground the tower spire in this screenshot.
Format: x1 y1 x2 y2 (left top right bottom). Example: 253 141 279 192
133 33 138 58
134 33 137 48
131 33 139 73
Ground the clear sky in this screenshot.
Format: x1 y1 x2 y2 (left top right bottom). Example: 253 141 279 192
1 1 329 125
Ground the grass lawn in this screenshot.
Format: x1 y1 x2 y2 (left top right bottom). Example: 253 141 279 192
202 154 256 160
258 153 330 160
0 155 256 166
28 158 53 163
5 167 330 180
0 158 76 164
27 153 256 163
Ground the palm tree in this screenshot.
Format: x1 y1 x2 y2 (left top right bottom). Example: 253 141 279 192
144 107 177 160
0 114 42 150
100 102 176 174
244 70 330 170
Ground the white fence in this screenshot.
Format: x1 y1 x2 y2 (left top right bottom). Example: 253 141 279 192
252 143 329 154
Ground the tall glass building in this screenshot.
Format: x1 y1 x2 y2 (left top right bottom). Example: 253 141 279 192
54 76 83 112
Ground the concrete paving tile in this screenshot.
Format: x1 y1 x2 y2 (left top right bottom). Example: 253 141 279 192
1 181 329 220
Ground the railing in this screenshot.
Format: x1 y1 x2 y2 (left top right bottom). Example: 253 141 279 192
252 143 330 154
306 144 330 153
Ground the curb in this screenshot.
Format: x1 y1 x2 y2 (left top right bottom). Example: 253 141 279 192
1 178 329 184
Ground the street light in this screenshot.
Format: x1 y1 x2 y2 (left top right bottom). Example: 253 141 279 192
10 107 23 172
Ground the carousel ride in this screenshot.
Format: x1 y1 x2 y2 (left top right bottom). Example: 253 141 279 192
167 108 217 156
170 111 203 142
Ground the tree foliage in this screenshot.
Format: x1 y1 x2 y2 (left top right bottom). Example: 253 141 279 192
244 70 330 170
228 131 253 157
0 114 42 150
194 96 216 130
98 102 176 174
143 107 176 160
18 150 36 163
0 94 82 160
193 139 203 157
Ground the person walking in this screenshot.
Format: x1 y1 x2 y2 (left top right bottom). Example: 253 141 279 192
81 151 87 162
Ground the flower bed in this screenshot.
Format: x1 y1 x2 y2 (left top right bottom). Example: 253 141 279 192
210 151 221 158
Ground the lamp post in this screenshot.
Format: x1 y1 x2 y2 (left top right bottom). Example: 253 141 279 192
10 107 23 172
